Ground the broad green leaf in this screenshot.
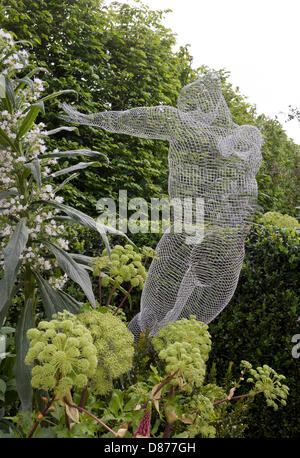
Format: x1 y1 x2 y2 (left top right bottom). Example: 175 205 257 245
24 159 41 188
0 279 10 327
0 327 15 335
16 104 41 140
50 161 101 178
15 76 35 94
3 218 28 297
69 253 95 268
33 271 81 317
37 89 77 103
98 272 132 309
43 126 79 136
41 148 108 161
39 240 96 306
4 77 16 112
53 172 79 194
0 279 20 328
30 200 123 256
0 127 16 150
30 201 133 259
0 188 18 200
0 336 5 358
14 297 34 412
115 282 133 310
25 67 50 79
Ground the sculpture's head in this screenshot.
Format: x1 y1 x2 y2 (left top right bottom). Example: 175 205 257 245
177 71 234 128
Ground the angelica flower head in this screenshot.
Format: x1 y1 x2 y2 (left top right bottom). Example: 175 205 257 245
76 309 134 395
153 316 211 362
246 364 289 410
152 316 212 390
93 244 156 289
25 313 98 399
27 309 135 398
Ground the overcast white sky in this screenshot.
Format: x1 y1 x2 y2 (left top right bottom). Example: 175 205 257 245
105 0 300 145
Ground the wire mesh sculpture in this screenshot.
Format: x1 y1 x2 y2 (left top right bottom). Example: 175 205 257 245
62 71 264 338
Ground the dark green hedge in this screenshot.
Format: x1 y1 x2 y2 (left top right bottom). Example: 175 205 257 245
209 225 300 438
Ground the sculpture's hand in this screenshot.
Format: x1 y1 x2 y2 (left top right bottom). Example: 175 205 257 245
60 103 98 126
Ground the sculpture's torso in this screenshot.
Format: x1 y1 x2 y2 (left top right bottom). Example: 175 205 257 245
167 123 262 228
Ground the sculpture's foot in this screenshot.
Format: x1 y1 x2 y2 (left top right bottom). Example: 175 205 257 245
127 313 144 343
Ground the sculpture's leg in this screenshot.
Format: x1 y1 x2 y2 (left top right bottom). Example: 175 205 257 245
127 231 193 337
156 265 196 331
178 230 246 323
128 228 247 338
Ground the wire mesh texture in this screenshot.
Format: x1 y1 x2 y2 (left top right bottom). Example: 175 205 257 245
62 71 264 338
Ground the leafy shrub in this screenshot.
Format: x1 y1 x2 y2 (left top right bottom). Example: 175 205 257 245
258 211 300 229
209 224 300 437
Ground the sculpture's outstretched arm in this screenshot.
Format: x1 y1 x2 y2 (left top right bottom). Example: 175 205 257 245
61 103 180 140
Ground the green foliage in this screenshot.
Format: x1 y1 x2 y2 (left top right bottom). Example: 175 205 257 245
258 211 300 229
216 68 299 217
65 225 160 320
209 225 300 437
89 243 157 322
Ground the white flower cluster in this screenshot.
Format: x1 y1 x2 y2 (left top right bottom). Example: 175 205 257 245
48 273 69 290
0 193 70 281
0 29 29 75
0 30 69 289
28 78 45 102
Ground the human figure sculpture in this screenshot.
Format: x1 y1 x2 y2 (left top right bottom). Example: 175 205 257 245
62 71 264 338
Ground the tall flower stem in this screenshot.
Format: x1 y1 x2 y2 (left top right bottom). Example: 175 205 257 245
27 395 56 438
113 285 134 315
67 402 117 437
79 379 90 408
105 281 117 307
98 272 102 306
213 390 262 407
